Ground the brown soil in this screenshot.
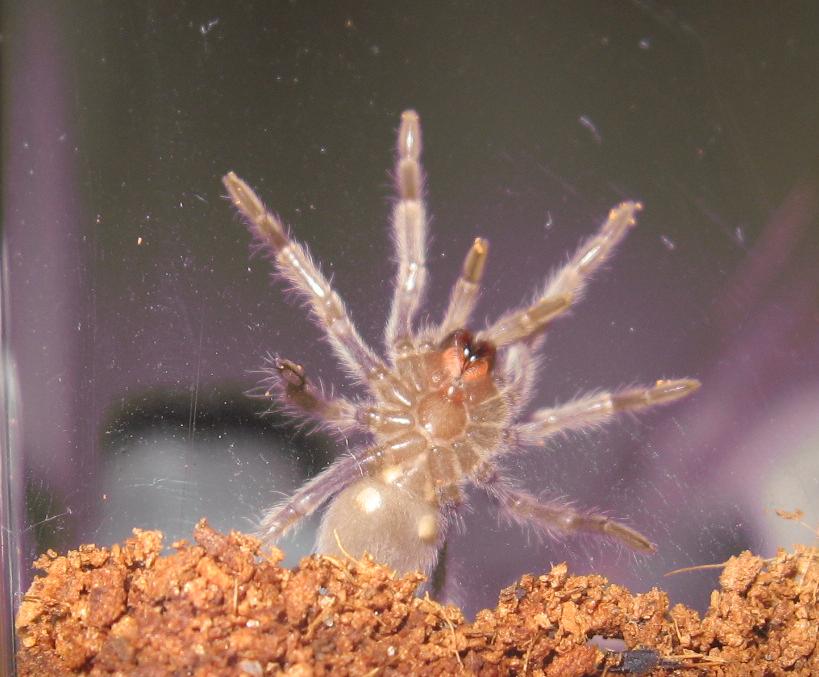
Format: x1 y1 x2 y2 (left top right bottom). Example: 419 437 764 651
15 520 817 676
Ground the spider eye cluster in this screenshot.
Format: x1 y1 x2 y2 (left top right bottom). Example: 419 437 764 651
440 329 496 381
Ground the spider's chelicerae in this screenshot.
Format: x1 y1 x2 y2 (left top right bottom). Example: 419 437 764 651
224 110 700 575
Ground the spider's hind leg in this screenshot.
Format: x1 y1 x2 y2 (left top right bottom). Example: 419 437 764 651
479 468 655 552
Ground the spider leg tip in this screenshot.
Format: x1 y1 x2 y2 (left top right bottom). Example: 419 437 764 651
652 377 702 404
398 110 422 160
222 170 244 194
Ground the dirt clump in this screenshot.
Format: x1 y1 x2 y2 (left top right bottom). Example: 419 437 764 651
16 520 818 675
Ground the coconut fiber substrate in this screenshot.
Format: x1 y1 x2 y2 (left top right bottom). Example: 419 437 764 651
15 520 818 675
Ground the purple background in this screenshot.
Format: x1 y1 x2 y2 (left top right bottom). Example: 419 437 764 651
3 2 819 650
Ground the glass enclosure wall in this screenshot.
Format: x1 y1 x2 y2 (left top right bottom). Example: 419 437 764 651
3 2 819 671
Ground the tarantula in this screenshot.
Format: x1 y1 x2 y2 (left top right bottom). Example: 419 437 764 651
223 110 699 575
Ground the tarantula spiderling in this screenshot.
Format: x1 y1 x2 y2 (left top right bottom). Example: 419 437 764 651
223 110 700 575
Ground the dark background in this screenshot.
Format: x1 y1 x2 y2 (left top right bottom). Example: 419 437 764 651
4 2 819 658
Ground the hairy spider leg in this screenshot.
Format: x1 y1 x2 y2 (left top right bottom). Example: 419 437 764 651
481 202 642 348
476 379 701 553
510 378 701 446
223 171 384 383
497 343 540 416
481 470 656 551
386 110 430 354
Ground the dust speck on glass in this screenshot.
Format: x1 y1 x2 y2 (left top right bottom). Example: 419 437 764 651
223 111 700 580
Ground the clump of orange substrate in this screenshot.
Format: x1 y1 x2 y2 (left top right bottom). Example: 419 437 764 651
16 520 818 676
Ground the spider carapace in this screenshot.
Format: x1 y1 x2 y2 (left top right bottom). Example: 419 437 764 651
223 110 700 576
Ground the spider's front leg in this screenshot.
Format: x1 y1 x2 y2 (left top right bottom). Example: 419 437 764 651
478 467 655 552
390 110 492 343
386 110 429 353
481 202 642 348
223 172 383 382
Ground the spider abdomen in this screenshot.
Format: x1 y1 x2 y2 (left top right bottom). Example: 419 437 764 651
315 477 443 573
